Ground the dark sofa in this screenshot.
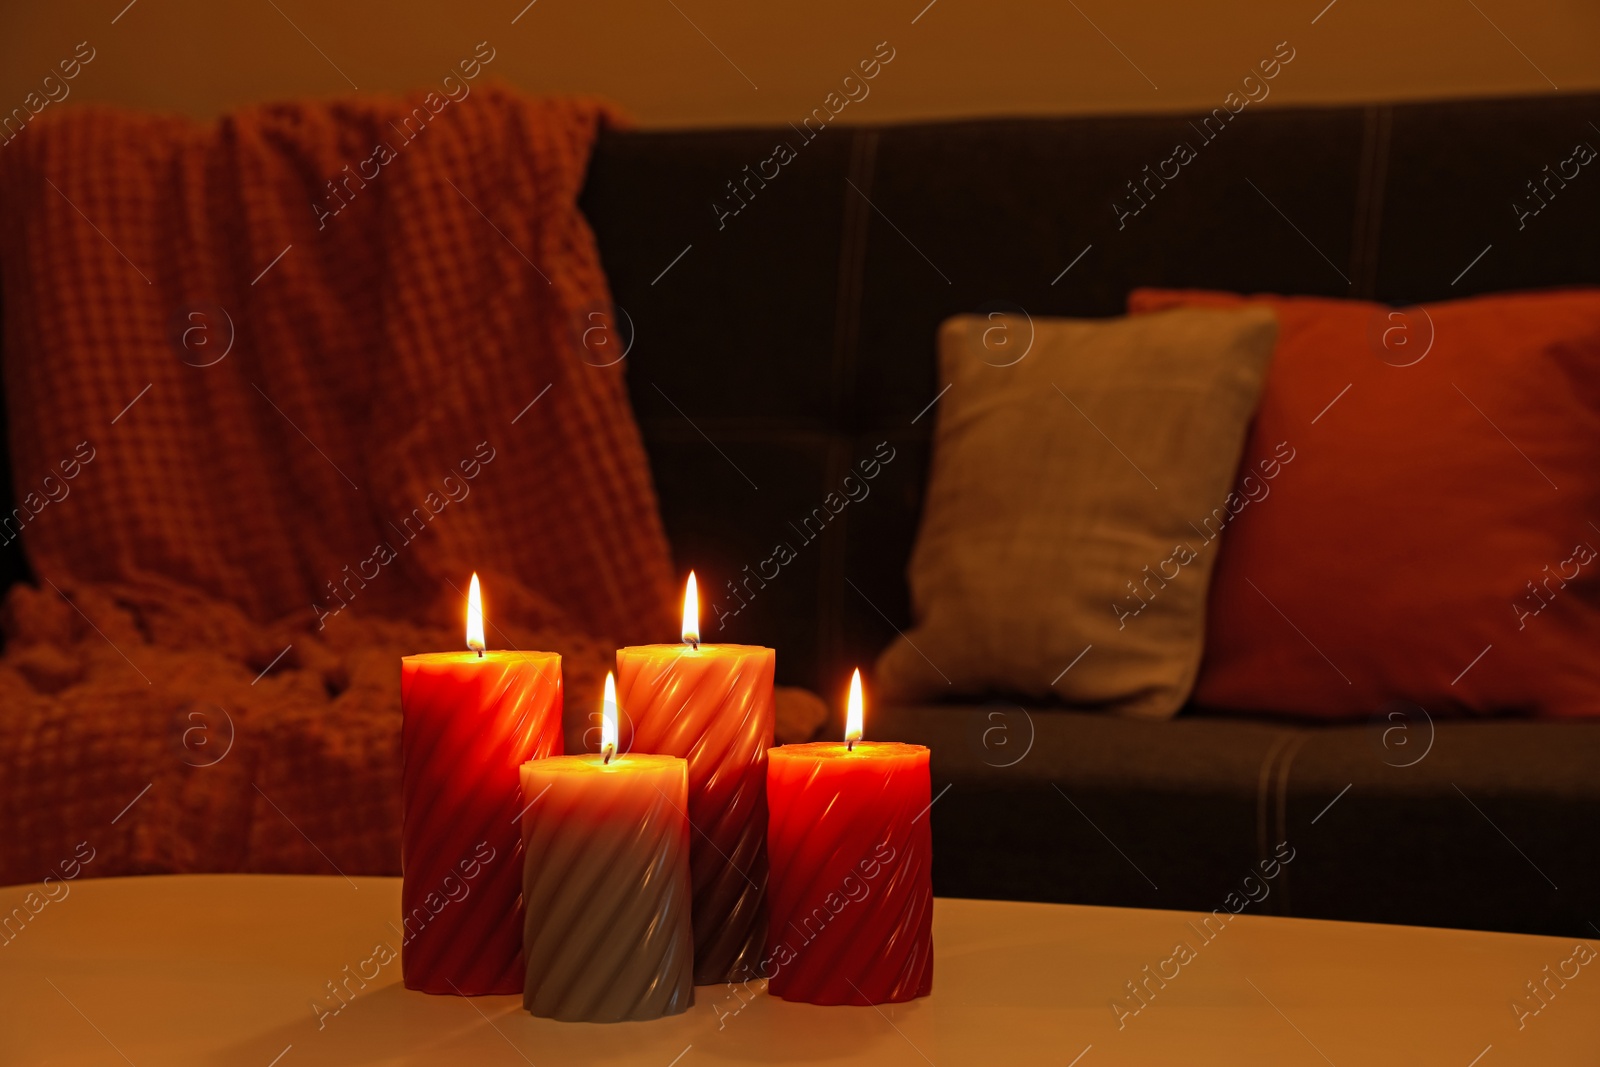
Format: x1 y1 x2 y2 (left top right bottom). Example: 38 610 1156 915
577 92 1600 938
0 93 1592 937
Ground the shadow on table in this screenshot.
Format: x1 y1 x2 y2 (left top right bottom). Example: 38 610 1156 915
203 977 934 1065
202 983 524 1066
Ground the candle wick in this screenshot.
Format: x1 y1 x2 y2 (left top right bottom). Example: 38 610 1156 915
476 648 484 659
602 744 614 765
847 739 854 752
687 637 699 651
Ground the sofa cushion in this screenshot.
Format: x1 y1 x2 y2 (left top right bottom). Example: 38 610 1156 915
874 307 1276 718
1131 287 1600 720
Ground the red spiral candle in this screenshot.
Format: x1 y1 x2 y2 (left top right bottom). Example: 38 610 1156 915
615 572 775 985
763 670 933 1005
400 575 563 995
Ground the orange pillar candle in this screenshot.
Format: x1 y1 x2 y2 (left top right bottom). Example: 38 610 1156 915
519 673 694 1022
401 574 563 995
764 670 933 1005
615 572 775 984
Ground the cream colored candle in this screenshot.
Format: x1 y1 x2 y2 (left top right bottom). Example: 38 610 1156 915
518 673 693 1022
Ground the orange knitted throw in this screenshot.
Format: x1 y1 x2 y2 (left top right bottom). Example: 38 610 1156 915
0 87 675 885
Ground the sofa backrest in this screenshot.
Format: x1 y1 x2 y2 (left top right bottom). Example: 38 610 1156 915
579 91 1600 698
3 95 1596 692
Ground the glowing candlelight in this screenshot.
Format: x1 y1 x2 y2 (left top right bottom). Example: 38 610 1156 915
466 572 485 656
846 668 864 751
681 571 700 649
601 671 618 764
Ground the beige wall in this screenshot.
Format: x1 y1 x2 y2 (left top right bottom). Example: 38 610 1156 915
2 0 1597 129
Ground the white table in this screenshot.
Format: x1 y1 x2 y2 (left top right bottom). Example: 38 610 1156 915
0 875 1593 1065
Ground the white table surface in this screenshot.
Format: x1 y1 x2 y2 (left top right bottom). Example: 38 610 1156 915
0 875 1593 1065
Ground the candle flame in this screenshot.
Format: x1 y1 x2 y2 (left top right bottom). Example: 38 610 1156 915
601 671 618 763
845 668 864 749
466 573 485 655
681 571 700 649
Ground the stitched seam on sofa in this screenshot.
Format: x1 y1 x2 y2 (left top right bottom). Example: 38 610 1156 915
820 130 878 689
831 128 877 423
1349 104 1393 300
1255 732 1296 890
1272 733 1311 917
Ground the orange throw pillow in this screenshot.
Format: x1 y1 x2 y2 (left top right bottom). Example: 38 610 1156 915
1129 287 1600 719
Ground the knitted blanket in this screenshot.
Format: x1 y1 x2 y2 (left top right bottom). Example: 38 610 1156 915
0 87 676 885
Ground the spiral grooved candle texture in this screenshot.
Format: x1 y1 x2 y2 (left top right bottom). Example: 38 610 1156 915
615 644 775 985
519 755 694 1022
765 742 933 1005
400 651 562 995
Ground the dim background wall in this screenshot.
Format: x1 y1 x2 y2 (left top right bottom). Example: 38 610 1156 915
2 0 1596 129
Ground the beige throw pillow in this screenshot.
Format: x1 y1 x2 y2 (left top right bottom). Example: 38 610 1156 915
875 307 1278 719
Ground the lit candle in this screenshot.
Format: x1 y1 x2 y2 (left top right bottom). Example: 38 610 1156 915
400 573 563 995
615 573 776 984
519 673 694 1022
763 669 933 1005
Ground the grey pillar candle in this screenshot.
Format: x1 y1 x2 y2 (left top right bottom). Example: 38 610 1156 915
518 692 694 1023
